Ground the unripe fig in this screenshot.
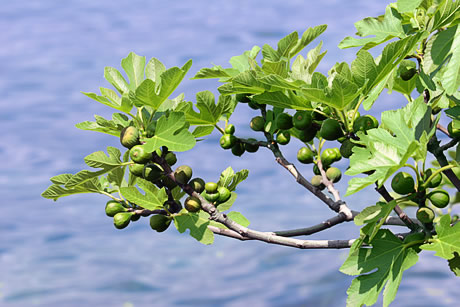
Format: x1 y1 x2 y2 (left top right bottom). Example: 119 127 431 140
130 145 152 164
326 167 342 183
105 200 127 217
185 196 201 212
296 128 317 142
189 177 206 193
297 147 314 164
416 207 435 224
120 126 140 149
205 182 218 194
129 163 145 177
448 122 460 139
353 116 377 133
220 134 236 150
276 113 293 130
130 214 141 221
174 165 193 184
164 152 177 166
428 189 450 208
149 214 171 232
293 111 312 130
217 186 231 203
424 168 442 188
250 116 265 132
311 175 325 190
204 191 220 202
340 139 355 158
321 148 338 166
276 130 291 145
113 212 132 229
391 172 415 195
225 124 236 135
398 60 417 81
231 142 245 156
144 164 164 182
319 119 343 141
244 138 259 153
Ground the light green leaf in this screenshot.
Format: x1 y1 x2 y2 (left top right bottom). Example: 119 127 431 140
156 60 192 106
397 0 423 13
143 112 196 152
192 126 214 138
50 174 73 185
253 91 311 110
120 178 167 210
427 0 460 31
216 167 249 192
75 113 130 137
442 25 460 95
84 146 122 169
131 79 158 108
121 52 146 90
277 31 298 59
176 91 224 125
339 6 406 49
351 50 378 91
191 65 237 80
173 210 214 245
227 211 250 227
289 24 328 58
291 42 327 84
82 87 132 113
229 46 261 72
420 214 460 259
216 192 237 212
145 57 166 83
340 229 419 307
41 178 103 201
354 201 397 243
104 66 130 94
228 169 249 191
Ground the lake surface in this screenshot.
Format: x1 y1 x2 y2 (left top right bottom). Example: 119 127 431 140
1 0 459 306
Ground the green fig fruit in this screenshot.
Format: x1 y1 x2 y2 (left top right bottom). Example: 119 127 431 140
428 189 450 208
120 126 140 149
416 207 435 224
217 186 231 203
220 134 236 150
250 116 265 132
149 214 171 232
276 130 291 145
189 178 206 193
391 172 415 195
276 113 293 130
130 145 152 164
319 119 343 141
185 196 201 212
297 147 314 164
113 212 132 229
174 165 193 184
105 200 127 217
326 167 342 183
205 182 218 194
293 111 312 130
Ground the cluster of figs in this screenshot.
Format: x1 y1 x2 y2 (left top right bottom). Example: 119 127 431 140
105 125 232 231
231 93 455 225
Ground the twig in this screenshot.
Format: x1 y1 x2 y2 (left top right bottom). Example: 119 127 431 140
428 135 460 192
375 184 418 231
207 225 357 249
436 124 450 137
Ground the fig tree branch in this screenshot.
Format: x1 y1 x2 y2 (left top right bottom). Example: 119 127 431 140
375 184 418 231
428 135 460 192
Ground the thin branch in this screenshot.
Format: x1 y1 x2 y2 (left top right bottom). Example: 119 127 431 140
428 135 460 192
207 225 357 249
375 184 418 231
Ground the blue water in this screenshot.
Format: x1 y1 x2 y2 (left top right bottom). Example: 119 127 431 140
1 1 459 306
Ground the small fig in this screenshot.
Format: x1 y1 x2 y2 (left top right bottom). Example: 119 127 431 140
149 214 171 232
120 126 140 149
